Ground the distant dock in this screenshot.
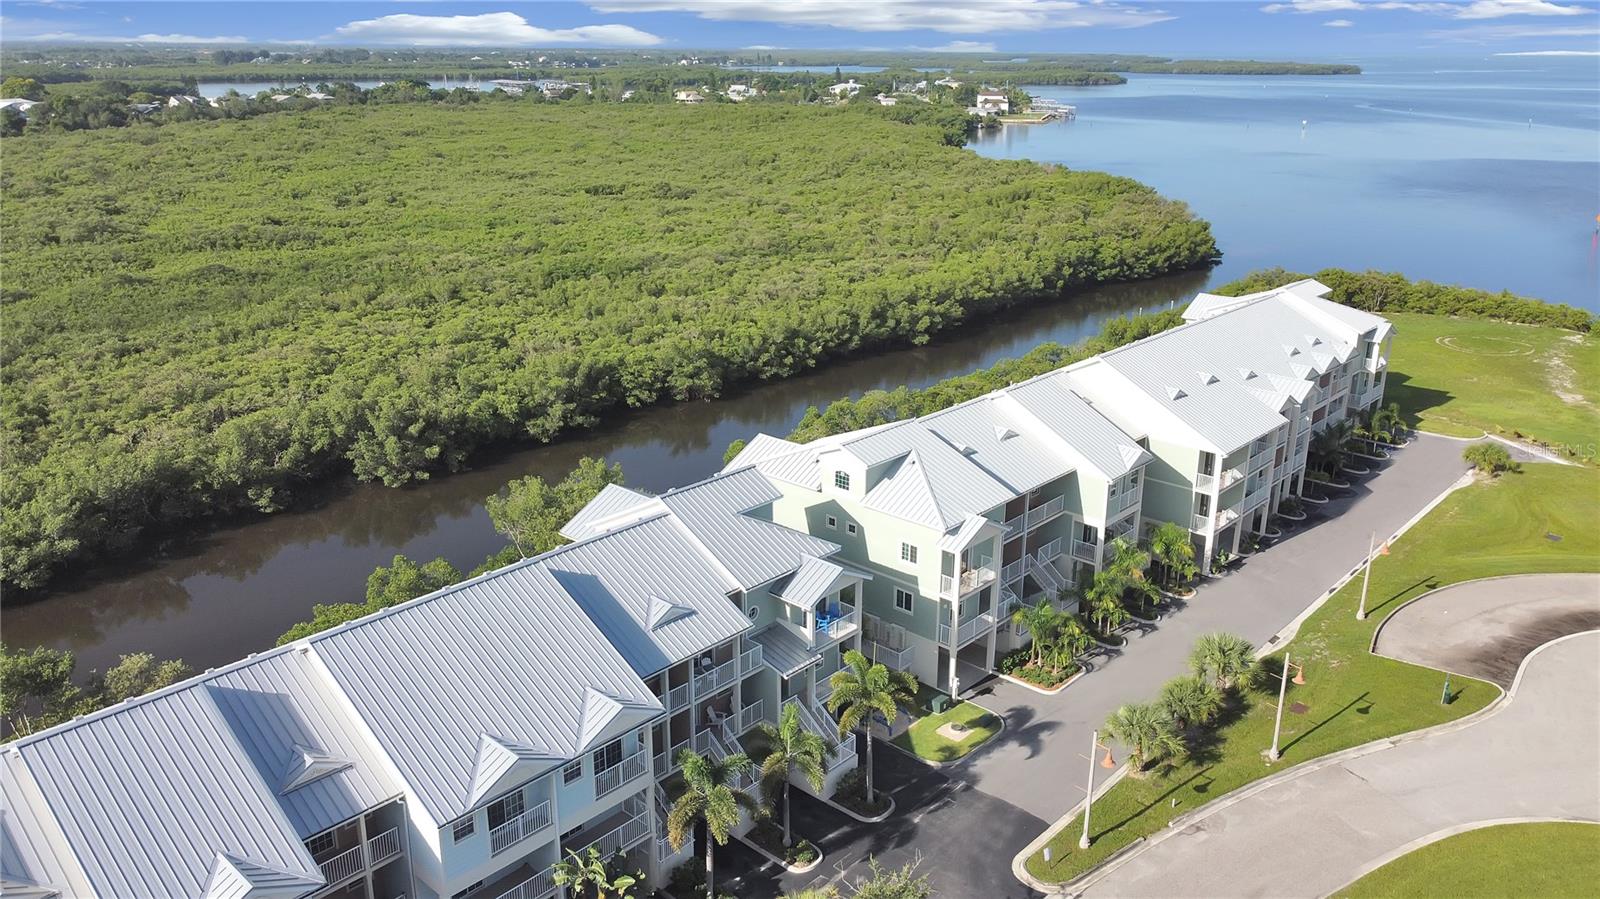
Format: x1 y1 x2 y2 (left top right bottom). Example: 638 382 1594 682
1002 100 1076 124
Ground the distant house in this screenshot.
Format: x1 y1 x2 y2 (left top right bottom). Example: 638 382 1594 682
128 102 161 115
270 94 293 102
934 77 962 89
674 89 705 104
725 84 757 102
0 98 40 115
620 89 636 101
304 91 332 100
875 93 897 106
975 91 1010 114
827 79 862 98
166 94 203 108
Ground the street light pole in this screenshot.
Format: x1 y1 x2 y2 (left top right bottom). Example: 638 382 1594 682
1269 654 1291 761
1080 729 1099 849
1357 531 1375 620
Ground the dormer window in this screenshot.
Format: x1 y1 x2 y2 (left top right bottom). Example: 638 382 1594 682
834 471 851 491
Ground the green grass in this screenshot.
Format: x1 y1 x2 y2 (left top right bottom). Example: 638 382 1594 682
891 699 1002 762
1333 822 1600 898
1026 464 1600 884
1385 313 1598 460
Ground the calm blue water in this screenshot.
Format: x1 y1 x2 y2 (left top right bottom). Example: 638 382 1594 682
971 57 1600 310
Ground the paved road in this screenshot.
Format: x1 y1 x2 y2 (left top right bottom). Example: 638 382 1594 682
1373 573 1600 687
1082 628 1600 898
719 434 1474 896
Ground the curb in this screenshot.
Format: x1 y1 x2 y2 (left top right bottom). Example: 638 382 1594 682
880 699 1007 769
820 790 896 823
1368 572 1600 662
733 833 823 874
997 663 1089 697
1324 817 1600 897
1010 762 1133 895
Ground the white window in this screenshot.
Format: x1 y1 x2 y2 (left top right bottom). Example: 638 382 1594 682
487 790 525 831
894 588 914 614
592 738 624 775
562 760 583 784
900 543 918 564
451 818 475 843
826 515 837 529
846 522 858 536
834 471 851 490
306 831 337 857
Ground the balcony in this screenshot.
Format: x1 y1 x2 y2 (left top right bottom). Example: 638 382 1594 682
736 699 769 734
1247 445 1273 472
1366 353 1387 373
941 565 997 598
489 801 552 856
1033 538 1063 563
1027 495 1066 527
1003 511 1025 534
1071 539 1097 563
1107 489 1139 517
1190 513 1211 532
594 747 648 800
694 657 739 696
366 827 401 866
495 868 556 899
739 644 764 676
998 586 1022 620
654 736 689 778
814 664 850 703
1194 472 1216 492
1242 484 1270 512
575 797 651 860
663 681 689 712
315 845 363 886
1000 558 1025 584
940 611 996 648
1220 467 1243 489
864 639 913 670
814 604 860 645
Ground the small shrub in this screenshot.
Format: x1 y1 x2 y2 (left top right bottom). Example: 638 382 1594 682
832 767 891 817
1463 443 1519 477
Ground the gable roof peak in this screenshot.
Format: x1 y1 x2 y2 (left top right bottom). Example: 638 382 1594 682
646 594 696 630
278 742 353 794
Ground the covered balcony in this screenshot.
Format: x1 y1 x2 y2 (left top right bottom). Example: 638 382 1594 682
769 556 870 649
568 792 652 861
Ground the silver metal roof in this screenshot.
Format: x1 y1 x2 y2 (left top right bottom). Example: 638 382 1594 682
857 428 1017 532
205 649 401 839
724 434 819 489
917 397 1073 494
656 468 841 590
771 556 869 610
560 484 654 541
749 626 821 678
999 377 1151 480
309 557 662 824
541 514 753 677
7 683 322 899
1 753 85 899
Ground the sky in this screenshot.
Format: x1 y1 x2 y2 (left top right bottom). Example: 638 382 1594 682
1 0 1598 59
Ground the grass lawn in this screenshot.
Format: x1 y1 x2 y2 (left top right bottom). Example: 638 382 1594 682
1334 822 1600 898
1026 464 1600 884
1385 313 1598 460
891 699 1002 762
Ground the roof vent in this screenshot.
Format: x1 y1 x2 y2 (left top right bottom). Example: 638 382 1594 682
1166 386 1187 401
1284 345 1301 357
1198 371 1219 386
647 595 695 629
957 443 978 455
1307 335 1323 346
1238 368 1257 380
993 425 1018 442
280 744 353 794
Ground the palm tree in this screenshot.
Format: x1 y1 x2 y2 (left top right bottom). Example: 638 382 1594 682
1104 535 1151 580
1188 632 1256 691
1370 402 1404 444
1011 598 1063 667
756 702 832 848
1054 614 1093 668
1159 674 1223 730
1309 420 1355 479
667 748 762 899
1149 521 1198 589
1103 701 1186 776
826 649 918 806
1085 572 1131 635
551 846 641 899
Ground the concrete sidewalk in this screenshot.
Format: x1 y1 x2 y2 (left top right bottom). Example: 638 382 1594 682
1080 629 1600 898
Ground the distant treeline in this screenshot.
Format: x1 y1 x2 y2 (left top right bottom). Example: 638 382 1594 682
0 102 1216 594
784 311 1187 443
1216 268 1594 332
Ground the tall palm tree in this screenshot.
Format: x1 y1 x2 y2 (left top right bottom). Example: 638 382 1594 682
1370 402 1404 444
1188 632 1256 690
756 702 833 848
1103 702 1186 776
667 748 762 899
1104 535 1151 580
551 846 640 899
1159 674 1223 731
826 649 918 805
1149 521 1198 589
1052 614 1093 669
1010 598 1063 667
1085 572 1131 635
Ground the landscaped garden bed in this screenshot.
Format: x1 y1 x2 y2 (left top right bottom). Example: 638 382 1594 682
890 695 1002 763
830 768 893 818
743 820 820 871
997 646 1081 690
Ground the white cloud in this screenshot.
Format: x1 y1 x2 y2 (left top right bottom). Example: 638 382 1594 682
1324 18 1356 25
1494 47 1600 52
1430 20 1599 39
1262 0 1592 16
18 30 250 43
915 40 1000 52
587 0 1174 33
332 12 663 46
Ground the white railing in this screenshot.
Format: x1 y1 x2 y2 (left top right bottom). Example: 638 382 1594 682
865 640 913 670
1194 472 1216 492
1027 494 1066 526
1107 489 1138 516
1033 538 1063 563
1242 484 1270 511
705 731 756 790
1000 557 1025 584
1003 512 1025 534
692 728 716 755
783 696 853 764
578 805 651 860
737 699 768 734
655 736 690 777
1248 446 1272 472
489 802 551 856
998 586 1021 619
315 844 363 886
664 681 689 711
594 747 648 800
1028 554 1067 596
1220 467 1244 489
495 868 557 899
961 565 997 594
739 644 763 675
814 665 848 703
1071 539 1097 562
815 605 861 643
1216 507 1240 527
953 611 995 647
366 826 402 865
1191 513 1211 532
694 657 739 696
